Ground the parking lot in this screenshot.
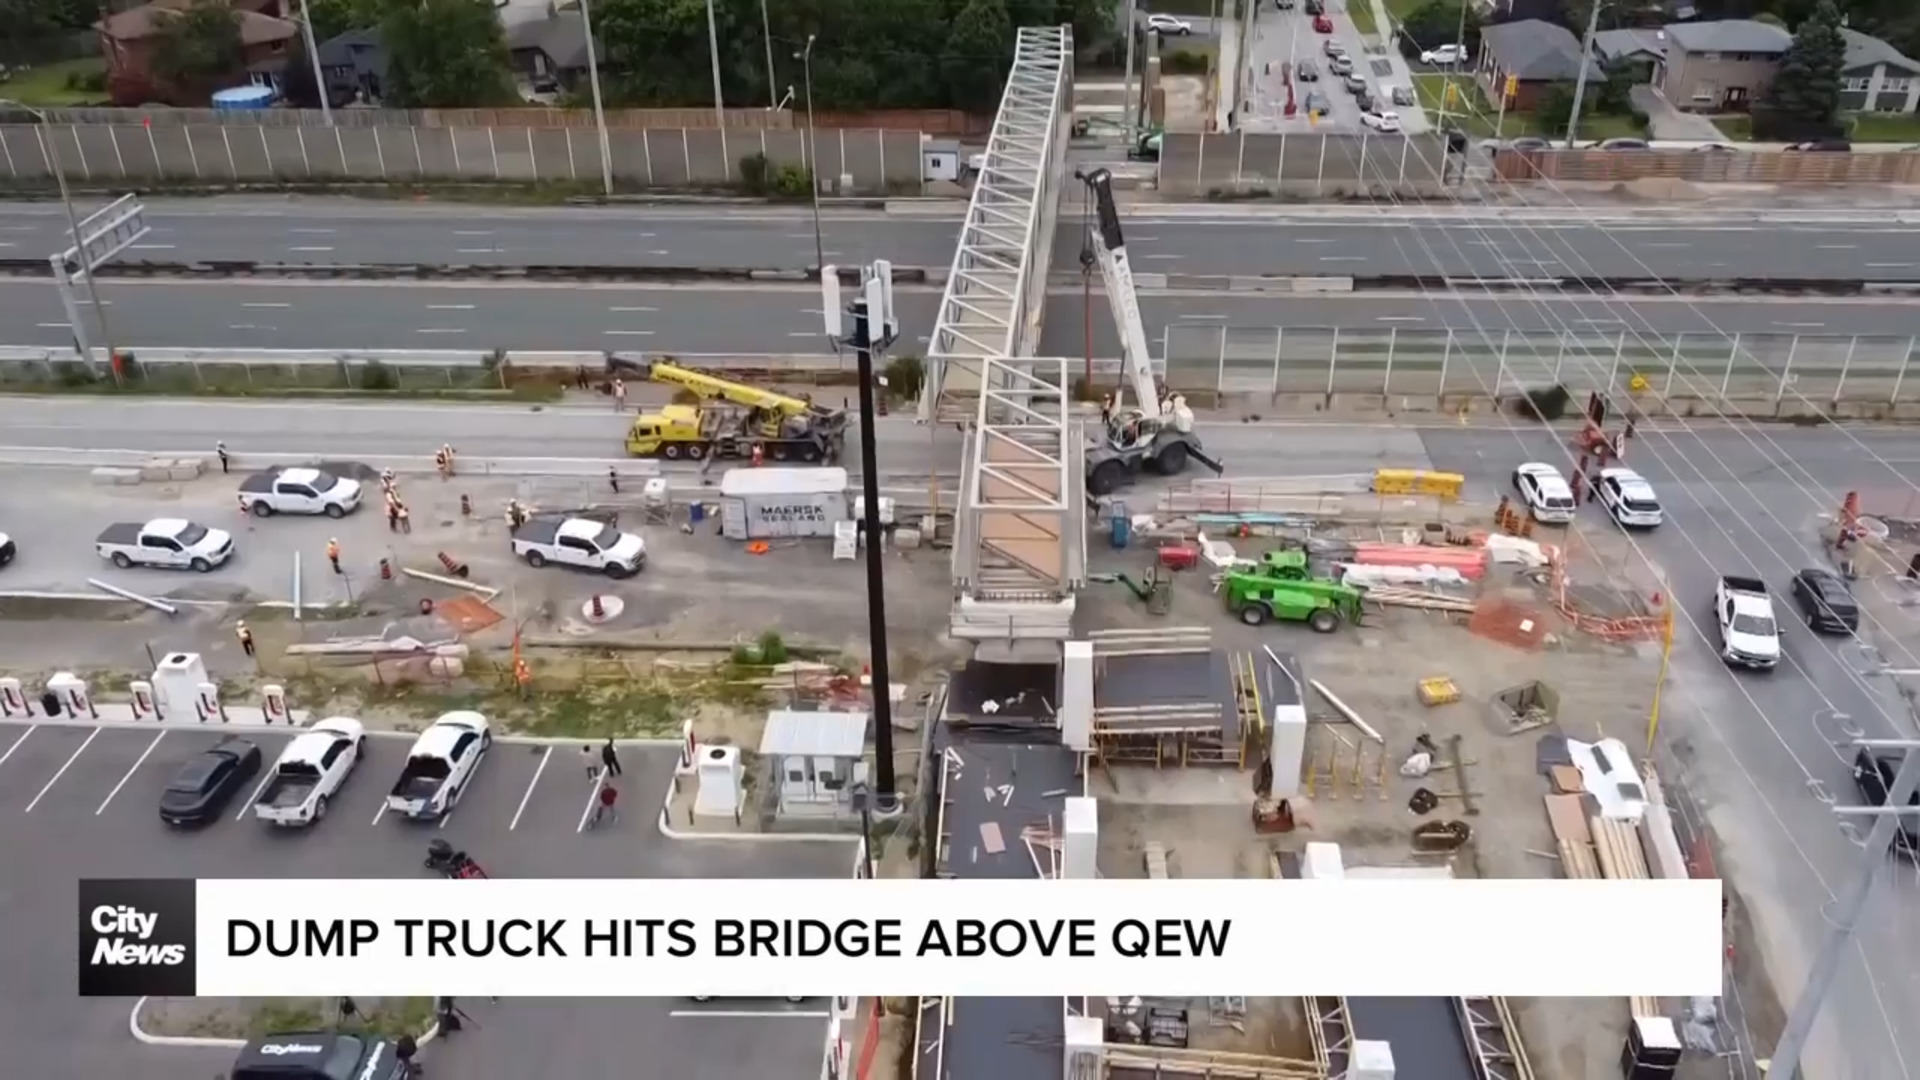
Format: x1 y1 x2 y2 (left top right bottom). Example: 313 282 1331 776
0 719 855 1080
1241 0 1428 136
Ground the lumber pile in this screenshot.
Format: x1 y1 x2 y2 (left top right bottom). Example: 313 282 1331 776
1590 813 1661 1020
1365 586 1478 612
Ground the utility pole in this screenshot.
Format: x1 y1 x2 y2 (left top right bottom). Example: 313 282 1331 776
797 35 823 272
296 4 332 125
1122 0 1139 146
1564 0 1606 149
703 0 726 130
823 263 900 812
1766 739 1920 1079
578 0 613 196
760 0 778 109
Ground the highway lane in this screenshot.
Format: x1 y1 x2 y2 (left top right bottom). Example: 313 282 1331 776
1418 424 1920 1080
5 198 1918 278
6 279 1916 353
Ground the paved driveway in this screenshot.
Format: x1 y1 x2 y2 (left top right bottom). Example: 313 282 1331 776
0 722 852 1080
1631 84 1728 142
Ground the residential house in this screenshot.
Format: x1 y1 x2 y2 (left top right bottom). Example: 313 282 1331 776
505 9 599 95
316 27 387 105
1474 19 1603 112
1840 27 1920 114
96 0 299 103
1654 19 1790 112
1591 27 1667 84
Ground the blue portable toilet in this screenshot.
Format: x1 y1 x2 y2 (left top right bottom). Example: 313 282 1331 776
1109 500 1131 549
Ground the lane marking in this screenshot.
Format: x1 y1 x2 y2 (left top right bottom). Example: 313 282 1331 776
605 330 655 336
576 767 608 833
1376 316 1424 323
1865 262 1914 269
1293 238 1338 244
416 328 466 334
288 245 335 253
1318 255 1368 262
1775 321 1825 329
510 746 552 830
0 726 34 768
228 324 276 331
97 731 166 815
0 242 12 249
608 306 657 312
788 331 819 338
648 249 672 256
243 302 291 308
25 727 99 812
130 243 176 250
290 228 336 235
452 230 494 236
372 798 389 825
239 766 276 821
427 303 476 310
456 248 500 254
36 322 70 329
668 1009 831 1019
1140 254 1183 260
1817 244 1857 251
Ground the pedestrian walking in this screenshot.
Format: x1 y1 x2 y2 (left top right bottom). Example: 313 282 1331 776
236 620 255 658
601 739 622 777
326 537 342 574
590 782 618 828
607 467 620 495
397 504 412 534
215 440 231 475
581 743 599 781
612 378 627 412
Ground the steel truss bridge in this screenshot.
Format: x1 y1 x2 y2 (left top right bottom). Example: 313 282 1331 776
923 26 1087 662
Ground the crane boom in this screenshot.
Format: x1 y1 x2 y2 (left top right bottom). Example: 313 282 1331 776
1079 167 1160 420
643 360 817 417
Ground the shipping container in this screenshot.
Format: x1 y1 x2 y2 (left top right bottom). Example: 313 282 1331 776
719 467 851 540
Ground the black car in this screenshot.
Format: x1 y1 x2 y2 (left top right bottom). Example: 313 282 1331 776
1788 139 1850 152
159 737 262 826
1304 0 1323 12
1852 749 1918 856
1297 59 1318 81
1790 567 1859 633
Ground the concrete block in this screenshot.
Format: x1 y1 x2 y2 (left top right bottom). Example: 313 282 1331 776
167 456 207 479
139 458 175 481
91 466 142 486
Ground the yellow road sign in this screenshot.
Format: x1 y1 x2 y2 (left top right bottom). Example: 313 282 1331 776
1505 74 1518 98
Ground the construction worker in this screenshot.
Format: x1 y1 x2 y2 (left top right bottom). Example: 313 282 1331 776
386 499 402 533
396 504 412 534
433 446 450 478
607 466 620 495
326 537 342 574
612 378 627 412
750 444 764 468
442 444 456 476
215 440 231 475
380 469 397 497
235 620 255 658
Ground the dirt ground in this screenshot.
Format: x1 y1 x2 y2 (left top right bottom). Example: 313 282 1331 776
1082 508 1696 1080
140 996 432 1039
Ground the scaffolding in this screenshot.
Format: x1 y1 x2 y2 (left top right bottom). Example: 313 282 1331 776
1305 997 1355 1080
1454 995 1538 1080
1088 631 1260 768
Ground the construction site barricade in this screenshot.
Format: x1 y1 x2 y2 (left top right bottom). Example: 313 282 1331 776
1371 469 1465 500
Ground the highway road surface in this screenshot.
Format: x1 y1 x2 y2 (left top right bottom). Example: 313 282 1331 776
6 279 1914 353
4 198 1919 279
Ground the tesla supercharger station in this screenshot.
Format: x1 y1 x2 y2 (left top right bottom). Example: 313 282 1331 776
129 680 160 721
261 684 289 724
47 672 97 720
194 682 224 723
0 676 27 717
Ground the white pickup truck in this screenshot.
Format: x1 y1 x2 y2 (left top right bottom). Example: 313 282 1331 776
253 717 366 827
0 530 14 568
96 518 235 572
385 712 491 820
511 516 646 578
1715 575 1781 669
237 467 364 518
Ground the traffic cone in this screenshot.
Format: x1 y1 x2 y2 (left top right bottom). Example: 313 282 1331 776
436 552 470 579
590 594 605 620
379 558 392 581
460 494 472 517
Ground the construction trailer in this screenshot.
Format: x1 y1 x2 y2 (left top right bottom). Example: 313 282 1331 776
1086 628 1266 769
622 359 849 463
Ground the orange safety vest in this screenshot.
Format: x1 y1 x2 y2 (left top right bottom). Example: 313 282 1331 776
326 541 340 560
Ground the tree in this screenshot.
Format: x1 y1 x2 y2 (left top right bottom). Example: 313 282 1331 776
1396 0 1480 62
1532 81 1588 136
148 0 245 100
941 0 1014 113
380 0 516 108
1595 57 1634 114
1754 0 1846 141
279 37 325 108
305 0 384 43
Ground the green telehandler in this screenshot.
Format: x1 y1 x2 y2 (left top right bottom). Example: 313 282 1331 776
1223 571 1365 632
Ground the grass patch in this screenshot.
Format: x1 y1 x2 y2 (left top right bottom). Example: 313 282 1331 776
0 356 567 402
1845 112 1920 143
1410 73 1643 139
1346 0 1379 38
1713 115 1753 140
1383 0 1426 21
1 58 108 107
1143 0 1225 16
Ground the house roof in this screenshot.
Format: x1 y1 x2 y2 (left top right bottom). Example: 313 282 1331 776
1663 19 1792 55
96 0 298 46
317 27 385 69
1841 27 1920 74
1592 28 1667 60
1479 19 1603 82
505 10 600 68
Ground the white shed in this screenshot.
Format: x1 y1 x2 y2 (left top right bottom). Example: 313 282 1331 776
759 709 871 818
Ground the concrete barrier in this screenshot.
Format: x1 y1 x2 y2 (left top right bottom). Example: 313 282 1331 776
0 258 931 285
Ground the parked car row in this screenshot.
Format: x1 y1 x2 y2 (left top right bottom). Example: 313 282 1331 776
159 713 491 827
1509 461 1664 530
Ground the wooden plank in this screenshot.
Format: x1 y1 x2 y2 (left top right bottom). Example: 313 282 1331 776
1549 764 1585 793
1543 794 1593 845
979 821 1006 854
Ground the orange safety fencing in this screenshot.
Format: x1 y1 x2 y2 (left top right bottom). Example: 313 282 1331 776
1548 556 1668 643
855 999 885 1080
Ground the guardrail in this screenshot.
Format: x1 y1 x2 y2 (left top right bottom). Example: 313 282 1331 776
0 259 939 286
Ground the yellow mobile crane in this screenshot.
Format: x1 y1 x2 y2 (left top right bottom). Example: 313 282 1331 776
622 360 849 463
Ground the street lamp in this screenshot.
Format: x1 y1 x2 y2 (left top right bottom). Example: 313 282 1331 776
795 35 824 273
703 0 725 129
0 99 121 372
759 0 777 109
577 0 614 196
292 5 332 125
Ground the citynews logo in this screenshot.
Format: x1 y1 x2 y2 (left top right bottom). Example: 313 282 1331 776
78 879 198 997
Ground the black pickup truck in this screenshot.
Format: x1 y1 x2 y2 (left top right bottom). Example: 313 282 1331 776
231 1032 407 1080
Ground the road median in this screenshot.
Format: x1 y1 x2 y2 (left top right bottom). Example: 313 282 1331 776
0 259 941 287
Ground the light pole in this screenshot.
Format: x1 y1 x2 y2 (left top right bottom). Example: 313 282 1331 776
578 0 614 196
2 100 121 372
703 0 725 129
1564 0 1605 148
760 0 778 108
796 35 824 273
294 5 332 125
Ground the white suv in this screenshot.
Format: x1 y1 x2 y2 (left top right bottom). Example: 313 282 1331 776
1361 109 1402 133
1597 467 1663 528
1421 44 1468 65
1145 14 1192 34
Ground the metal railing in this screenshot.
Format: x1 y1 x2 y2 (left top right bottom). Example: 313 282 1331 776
1160 324 1920 405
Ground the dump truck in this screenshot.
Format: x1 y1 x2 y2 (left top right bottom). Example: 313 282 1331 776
622 359 848 463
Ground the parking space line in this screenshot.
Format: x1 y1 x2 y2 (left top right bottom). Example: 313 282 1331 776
510 747 552 830
25 727 99 813
0 726 33 768
372 800 389 826
575 768 609 833
668 1010 831 1019
96 731 166 815
238 767 277 821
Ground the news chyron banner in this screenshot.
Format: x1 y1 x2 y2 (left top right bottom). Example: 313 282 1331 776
81 877 1726 998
